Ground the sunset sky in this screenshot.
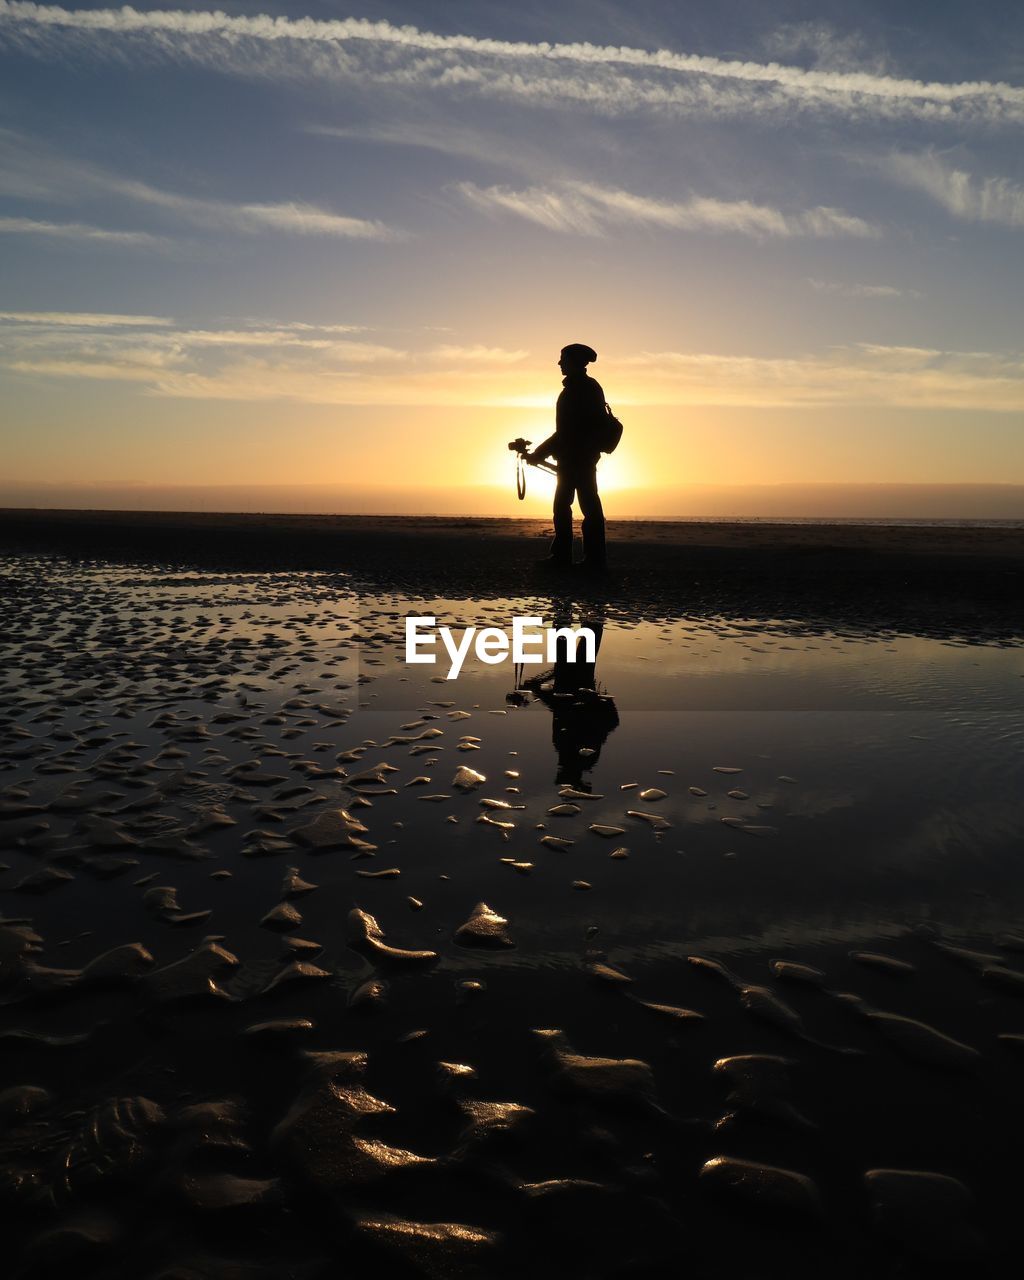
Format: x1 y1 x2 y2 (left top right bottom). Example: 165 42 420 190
2 0 1024 516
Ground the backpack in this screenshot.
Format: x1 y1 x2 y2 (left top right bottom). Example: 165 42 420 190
597 402 623 454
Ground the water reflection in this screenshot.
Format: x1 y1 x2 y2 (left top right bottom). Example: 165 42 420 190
507 613 619 790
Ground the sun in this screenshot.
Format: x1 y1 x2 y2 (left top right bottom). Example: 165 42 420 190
478 418 644 501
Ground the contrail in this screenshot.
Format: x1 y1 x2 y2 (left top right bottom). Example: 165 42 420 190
2 1 1023 120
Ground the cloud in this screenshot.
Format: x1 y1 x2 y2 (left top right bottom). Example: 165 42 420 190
806 279 916 298
0 315 408 390
2 313 1021 411
620 345 1024 410
109 177 405 239
432 345 529 363
882 152 1024 227
0 215 168 247
762 22 893 77
2 3 1022 125
0 129 405 241
171 331 404 360
455 180 878 239
7 357 176 381
0 310 173 325
307 121 546 176
256 320 368 334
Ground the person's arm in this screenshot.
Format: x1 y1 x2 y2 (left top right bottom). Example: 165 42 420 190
584 379 605 456
528 433 558 462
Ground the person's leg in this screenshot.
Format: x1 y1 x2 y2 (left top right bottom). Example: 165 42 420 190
577 467 606 566
549 472 576 563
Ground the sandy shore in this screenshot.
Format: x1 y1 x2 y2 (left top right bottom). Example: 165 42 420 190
3 507 1024 556
2 508 1023 636
1 535 1023 1272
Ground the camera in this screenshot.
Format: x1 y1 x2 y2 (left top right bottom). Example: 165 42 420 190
508 437 531 454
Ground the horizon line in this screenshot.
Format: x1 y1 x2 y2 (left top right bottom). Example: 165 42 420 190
5 481 1024 493
4 507 1023 526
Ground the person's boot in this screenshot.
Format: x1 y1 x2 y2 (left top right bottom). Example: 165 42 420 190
535 555 572 570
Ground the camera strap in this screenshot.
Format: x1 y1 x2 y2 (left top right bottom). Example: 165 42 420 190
516 452 527 501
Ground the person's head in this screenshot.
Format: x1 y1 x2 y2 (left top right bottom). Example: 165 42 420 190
558 343 597 375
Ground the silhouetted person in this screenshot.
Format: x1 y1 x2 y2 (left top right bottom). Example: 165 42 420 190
508 619 619 790
528 343 607 572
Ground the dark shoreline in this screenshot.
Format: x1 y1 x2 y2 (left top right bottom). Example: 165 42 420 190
2 507 1023 639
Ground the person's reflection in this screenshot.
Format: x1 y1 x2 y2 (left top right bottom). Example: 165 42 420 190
507 616 619 790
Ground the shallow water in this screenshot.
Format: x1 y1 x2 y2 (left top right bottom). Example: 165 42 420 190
2 554 1023 1277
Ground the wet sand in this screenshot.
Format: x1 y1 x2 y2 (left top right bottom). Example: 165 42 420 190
1 531 1023 1277
4 507 1023 567
4 507 1023 639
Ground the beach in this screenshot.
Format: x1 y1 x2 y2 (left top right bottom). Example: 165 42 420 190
6 0 1024 1270
1 514 1023 1276
3 508 1023 637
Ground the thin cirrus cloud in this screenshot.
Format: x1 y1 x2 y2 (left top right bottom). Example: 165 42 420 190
455 180 878 239
2 312 1021 412
0 312 371 336
0 215 168 247
2 3 1023 125
806 279 916 298
1 313 407 384
0 129 405 242
431 345 529 363
108 177 405 240
0 310 174 326
0 314 524 402
882 152 1024 227
621 346 1024 411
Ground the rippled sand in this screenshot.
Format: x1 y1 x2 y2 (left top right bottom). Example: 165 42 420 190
1 553 1023 1277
